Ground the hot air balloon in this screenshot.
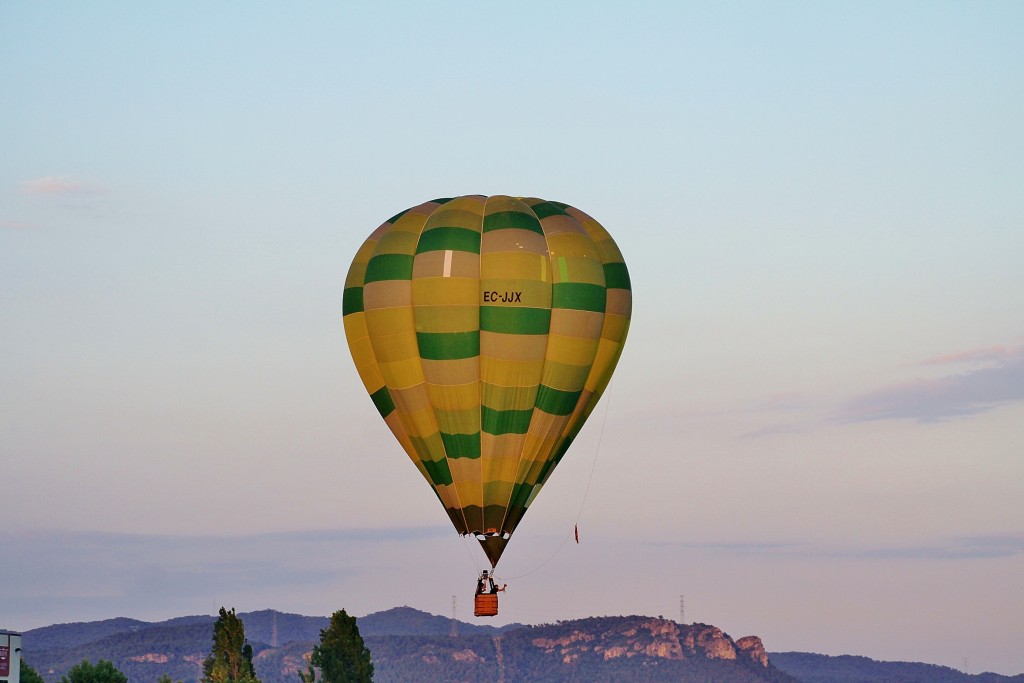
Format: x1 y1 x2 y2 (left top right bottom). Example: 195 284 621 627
342 195 631 615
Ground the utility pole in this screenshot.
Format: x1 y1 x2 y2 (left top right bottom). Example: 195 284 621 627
449 595 458 637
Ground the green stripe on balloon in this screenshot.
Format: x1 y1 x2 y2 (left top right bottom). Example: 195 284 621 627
416 331 480 360
441 432 481 459
553 282 607 312
369 385 394 417
479 306 551 334
364 253 414 283
482 210 544 235
421 458 454 486
535 386 583 416
342 287 364 316
415 226 481 254
603 262 631 290
481 405 533 435
530 202 569 219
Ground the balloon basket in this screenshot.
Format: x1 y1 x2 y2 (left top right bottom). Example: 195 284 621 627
474 593 499 617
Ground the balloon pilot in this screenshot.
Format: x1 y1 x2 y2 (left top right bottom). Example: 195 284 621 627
473 569 506 617
475 569 507 596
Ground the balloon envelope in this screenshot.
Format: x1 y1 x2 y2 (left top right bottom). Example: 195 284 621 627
343 195 631 566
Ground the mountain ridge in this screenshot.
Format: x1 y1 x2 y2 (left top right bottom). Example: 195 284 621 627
14 607 1023 683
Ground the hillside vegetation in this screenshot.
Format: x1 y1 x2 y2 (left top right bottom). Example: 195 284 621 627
16 608 1023 683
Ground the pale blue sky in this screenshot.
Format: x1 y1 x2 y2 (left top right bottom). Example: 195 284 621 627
2 1 1023 675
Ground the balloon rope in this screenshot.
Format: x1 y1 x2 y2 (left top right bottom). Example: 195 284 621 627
503 380 614 581
576 378 613 526
460 534 483 575
502 534 573 580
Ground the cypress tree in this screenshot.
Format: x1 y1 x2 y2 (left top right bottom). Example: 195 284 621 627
309 609 373 683
203 607 260 683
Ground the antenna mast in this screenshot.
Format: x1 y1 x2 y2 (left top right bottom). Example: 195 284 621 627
449 595 458 637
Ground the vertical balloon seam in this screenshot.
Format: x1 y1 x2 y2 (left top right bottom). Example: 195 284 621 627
374 208 419 521
422 198 473 534
580 213 631 479
493 198 560 539
476 195 489 538
476 195 545 553
410 203 439 525
418 198 472 536
524 202 607 524
477 193 527 542
367 200 470 535
534 208 618 493
434 197 475 536
484 196 541 542
490 197 536 540
546 202 603 506
468 193 486 536
509 197 566 536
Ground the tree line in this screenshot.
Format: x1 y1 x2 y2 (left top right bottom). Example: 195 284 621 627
20 607 373 683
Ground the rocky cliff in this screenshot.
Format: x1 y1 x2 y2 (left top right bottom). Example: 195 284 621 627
525 617 769 666
359 616 795 683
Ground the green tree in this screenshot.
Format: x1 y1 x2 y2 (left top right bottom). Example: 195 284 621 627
202 607 260 683
297 661 316 683
307 609 373 683
20 659 46 683
58 660 128 683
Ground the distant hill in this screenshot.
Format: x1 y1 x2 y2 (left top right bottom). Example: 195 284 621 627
17 607 523 683
15 608 1023 683
358 605 516 638
23 619 216 683
771 652 1024 683
22 617 154 652
21 607 514 653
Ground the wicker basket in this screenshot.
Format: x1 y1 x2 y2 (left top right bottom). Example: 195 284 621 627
474 593 499 617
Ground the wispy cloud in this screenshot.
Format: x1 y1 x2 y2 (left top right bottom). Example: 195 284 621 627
648 540 804 553
840 344 1024 423
647 533 1024 561
731 343 1024 438
849 534 1024 561
739 422 808 439
19 175 106 196
13 175 113 224
0 219 37 230
920 344 1021 366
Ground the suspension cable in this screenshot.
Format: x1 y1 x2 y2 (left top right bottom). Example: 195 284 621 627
502 380 615 581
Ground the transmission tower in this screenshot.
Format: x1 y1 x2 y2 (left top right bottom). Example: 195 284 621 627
679 595 685 624
449 595 458 637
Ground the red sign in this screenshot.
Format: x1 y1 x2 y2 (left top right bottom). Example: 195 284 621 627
0 644 9 677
